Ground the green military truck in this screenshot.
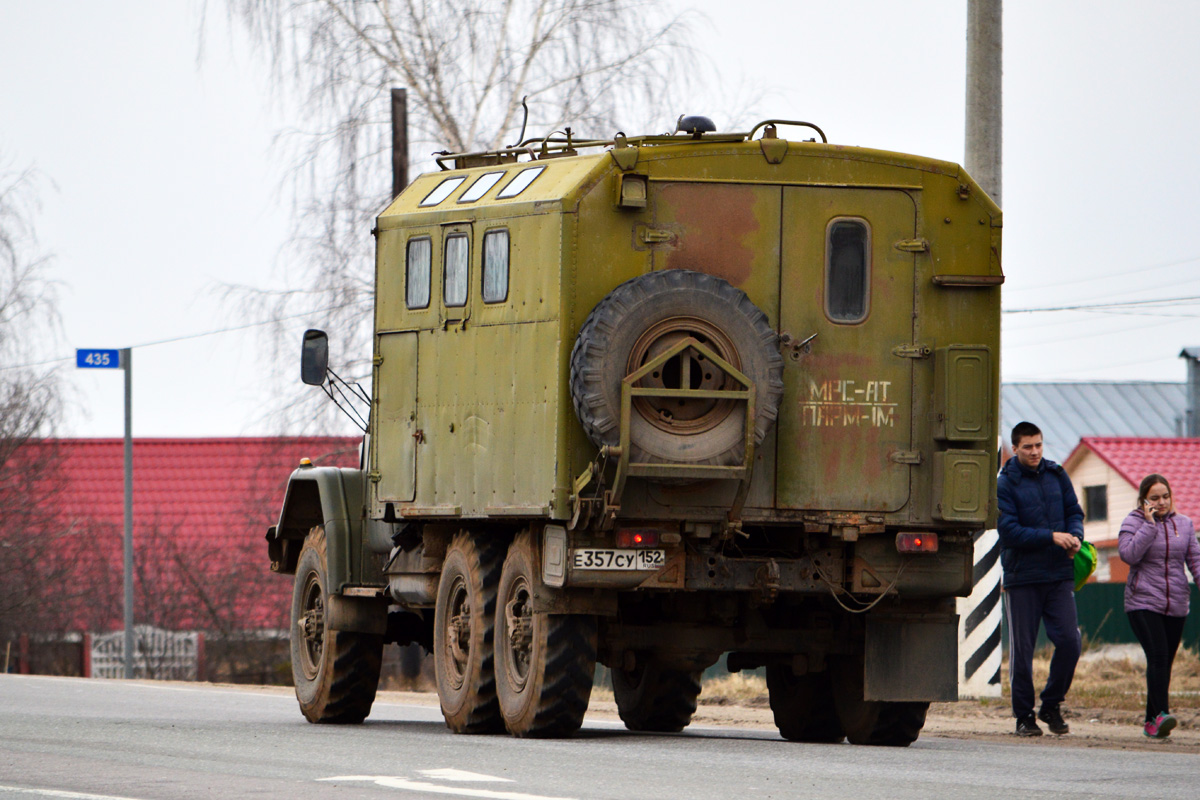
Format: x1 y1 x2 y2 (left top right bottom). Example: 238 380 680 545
267 116 1002 745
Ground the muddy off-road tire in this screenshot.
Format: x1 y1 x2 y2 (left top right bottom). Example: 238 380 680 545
434 532 507 734
495 531 597 738
612 661 703 733
570 270 784 469
290 526 384 724
830 658 928 747
766 664 845 743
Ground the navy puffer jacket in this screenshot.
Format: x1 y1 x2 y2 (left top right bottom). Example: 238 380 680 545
996 456 1084 588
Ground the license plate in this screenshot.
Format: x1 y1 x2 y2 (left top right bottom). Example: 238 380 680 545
572 548 665 571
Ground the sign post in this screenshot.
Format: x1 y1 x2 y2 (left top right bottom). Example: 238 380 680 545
77 347 134 679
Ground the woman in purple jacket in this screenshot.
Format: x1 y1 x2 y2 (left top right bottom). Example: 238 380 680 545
1118 473 1200 738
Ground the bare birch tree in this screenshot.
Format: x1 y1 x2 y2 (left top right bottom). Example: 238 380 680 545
0 157 68 642
214 0 692 431
0 159 61 443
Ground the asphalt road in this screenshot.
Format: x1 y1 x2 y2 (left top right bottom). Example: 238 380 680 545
0 675 1195 800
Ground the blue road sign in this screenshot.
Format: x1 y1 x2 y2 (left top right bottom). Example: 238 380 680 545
76 349 121 369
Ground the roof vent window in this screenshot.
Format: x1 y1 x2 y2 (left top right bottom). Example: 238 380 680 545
459 172 505 203
497 166 545 199
420 176 466 207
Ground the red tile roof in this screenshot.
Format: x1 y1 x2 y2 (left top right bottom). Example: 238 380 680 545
1067 437 1200 520
11 437 359 633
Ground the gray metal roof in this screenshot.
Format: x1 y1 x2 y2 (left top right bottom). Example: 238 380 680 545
1001 382 1188 462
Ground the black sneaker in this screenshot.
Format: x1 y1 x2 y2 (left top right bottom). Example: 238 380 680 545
1038 704 1070 735
1016 713 1043 736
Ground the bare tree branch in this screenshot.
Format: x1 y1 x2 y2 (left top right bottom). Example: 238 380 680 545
0 156 72 642
209 0 694 432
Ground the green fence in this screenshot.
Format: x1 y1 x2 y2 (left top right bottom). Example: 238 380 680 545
1070 583 1200 651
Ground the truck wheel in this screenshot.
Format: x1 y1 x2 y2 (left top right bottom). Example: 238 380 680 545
570 269 784 469
612 661 703 732
830 658 928 746
495 531 597 737
765 664 845 743
434 532 506 733
291 526 383 723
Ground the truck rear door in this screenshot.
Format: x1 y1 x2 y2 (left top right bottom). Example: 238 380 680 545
776 188 918 513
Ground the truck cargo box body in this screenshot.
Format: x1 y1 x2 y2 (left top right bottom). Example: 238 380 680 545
368 140 1001 533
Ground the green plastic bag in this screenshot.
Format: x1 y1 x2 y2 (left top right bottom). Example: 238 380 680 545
1074 540 1097 591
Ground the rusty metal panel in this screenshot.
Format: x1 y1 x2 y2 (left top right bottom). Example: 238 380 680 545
852 535 973 597
650 182 781 328
776 188 917 512
591 181 781 516
375 332 418 503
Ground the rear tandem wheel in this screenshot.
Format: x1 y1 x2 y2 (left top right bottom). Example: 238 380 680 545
495 531 598 737
612 661 703 733
830 657 929 747
433 532 507 734
765 664 845 743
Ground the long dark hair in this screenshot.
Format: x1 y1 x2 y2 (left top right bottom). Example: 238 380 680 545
1136 473 1172 511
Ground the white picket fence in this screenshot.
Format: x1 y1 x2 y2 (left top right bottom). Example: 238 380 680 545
90 625 200 680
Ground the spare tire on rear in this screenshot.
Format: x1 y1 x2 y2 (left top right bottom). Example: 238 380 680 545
569 270 784 470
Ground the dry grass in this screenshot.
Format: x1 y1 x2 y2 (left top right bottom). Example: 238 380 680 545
591 671 771 707
590 684 614 704
1017 645 1200 713
692 646 1200 715
698 672 769 707
592 646 1200 717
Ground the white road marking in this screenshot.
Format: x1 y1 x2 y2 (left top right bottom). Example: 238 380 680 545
418 769 513 783
0 785 147 800
319 776 576 800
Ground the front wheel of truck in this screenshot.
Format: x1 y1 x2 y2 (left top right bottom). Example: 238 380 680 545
495 531 597 737
291 526 383 723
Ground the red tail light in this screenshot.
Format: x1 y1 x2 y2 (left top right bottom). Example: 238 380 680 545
896 532 938 553
616 528 659 548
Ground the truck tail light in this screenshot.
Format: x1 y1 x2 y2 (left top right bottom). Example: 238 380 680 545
616 528 659 548
896 533 938 553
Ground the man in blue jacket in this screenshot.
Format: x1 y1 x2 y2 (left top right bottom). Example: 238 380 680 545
997 421 1084 736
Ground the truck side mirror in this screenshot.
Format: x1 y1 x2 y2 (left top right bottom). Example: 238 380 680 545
301 329 329 386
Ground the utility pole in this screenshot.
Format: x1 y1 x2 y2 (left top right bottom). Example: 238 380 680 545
1182 348 1200 436
965 0 1003 206
958 6 1004 703
391 87 422 684
391 88 409 198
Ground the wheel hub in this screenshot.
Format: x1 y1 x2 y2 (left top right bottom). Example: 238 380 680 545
444 577 471 690
298 572 325 680
628 316 740 435
504 577 533 689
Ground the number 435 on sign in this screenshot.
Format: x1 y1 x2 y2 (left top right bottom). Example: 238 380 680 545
76 349 121 369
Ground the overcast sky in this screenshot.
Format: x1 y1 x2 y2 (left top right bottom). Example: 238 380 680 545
2 1 1198 438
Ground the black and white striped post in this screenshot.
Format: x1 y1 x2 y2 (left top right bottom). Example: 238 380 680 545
957 528 1002 697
